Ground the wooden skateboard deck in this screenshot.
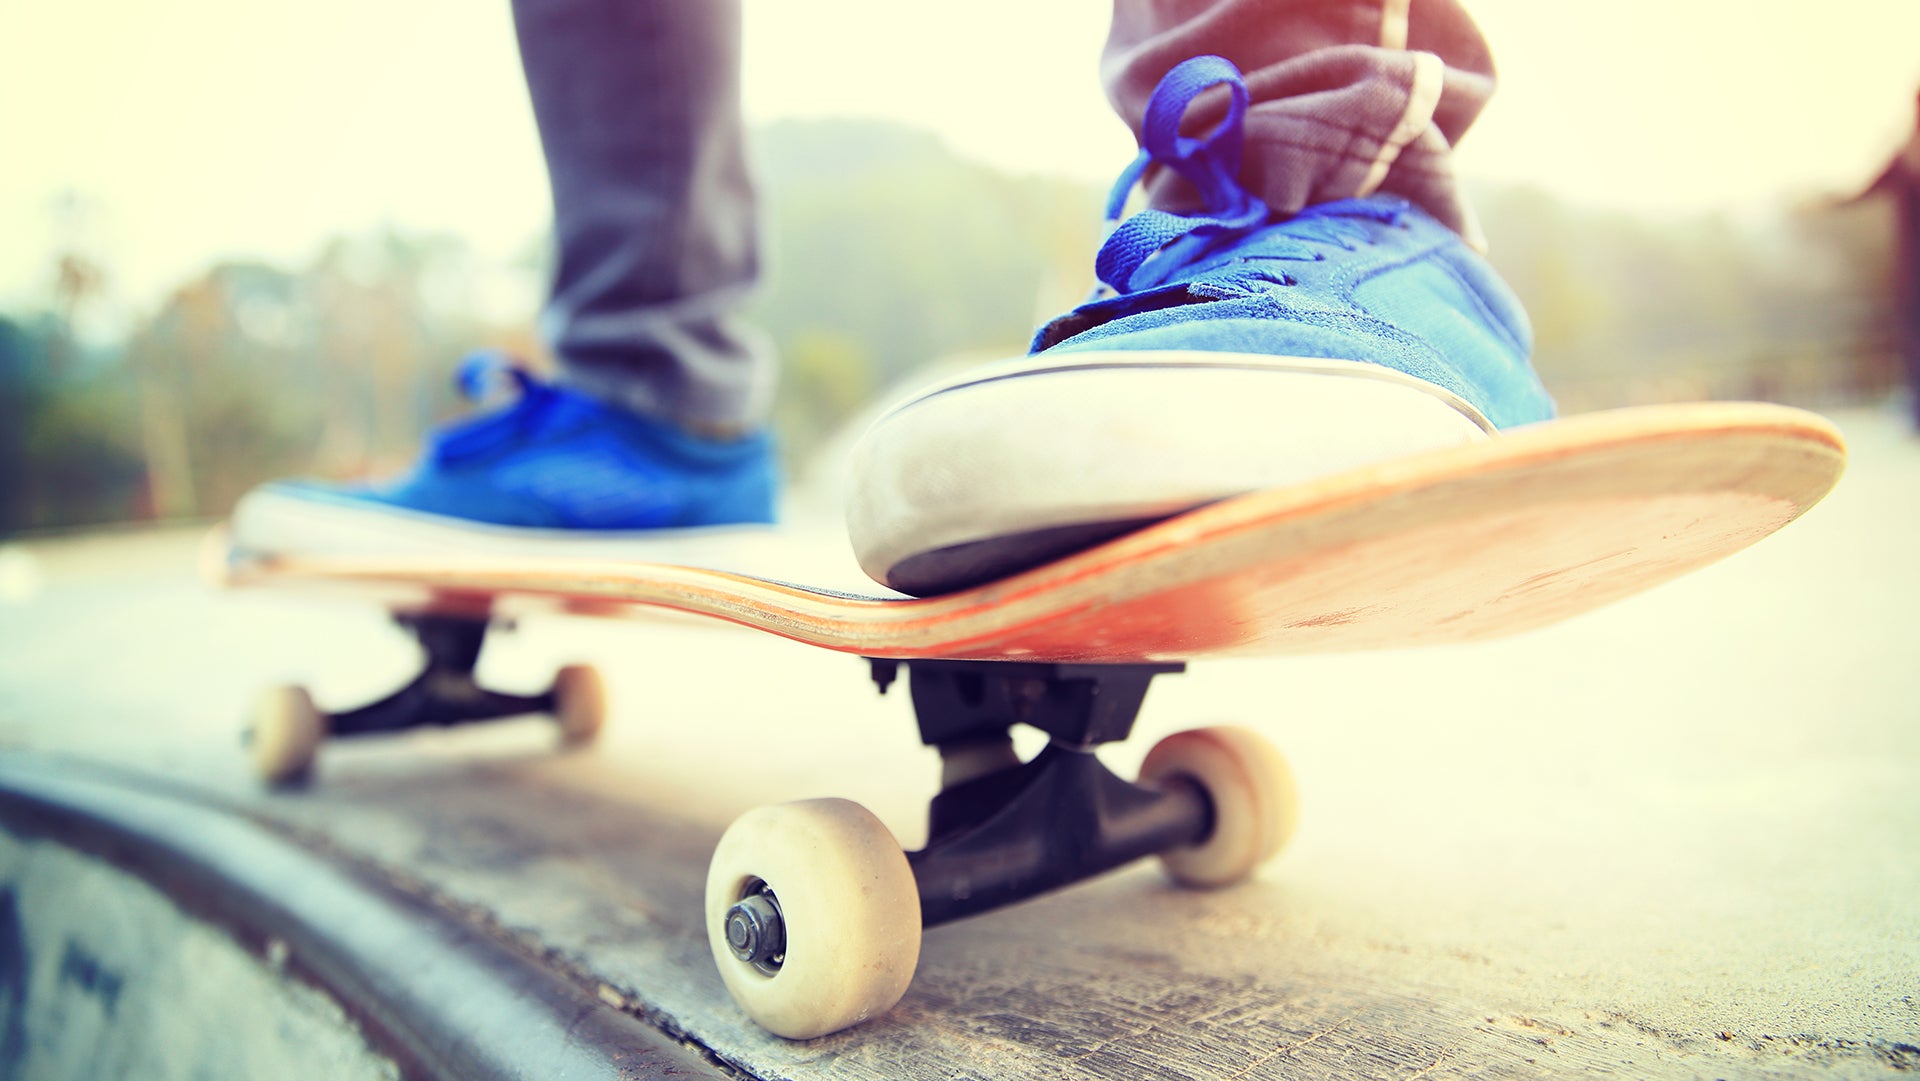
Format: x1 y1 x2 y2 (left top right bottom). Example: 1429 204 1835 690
220 402 1845 663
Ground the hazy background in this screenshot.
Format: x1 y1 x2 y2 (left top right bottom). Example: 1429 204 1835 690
3 0 1916 534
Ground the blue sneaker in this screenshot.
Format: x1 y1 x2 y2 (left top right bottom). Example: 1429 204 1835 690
231 352 777 560
848 55 1555 595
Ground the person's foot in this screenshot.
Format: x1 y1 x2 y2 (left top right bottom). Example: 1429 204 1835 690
848 55 1555 595
230 353 777 560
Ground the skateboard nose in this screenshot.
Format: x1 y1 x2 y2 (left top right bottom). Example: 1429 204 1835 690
725 891 786 974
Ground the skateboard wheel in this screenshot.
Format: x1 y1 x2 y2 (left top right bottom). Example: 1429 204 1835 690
551 664 605 746
705 798 921 1039
249 685 326 786
1139 726 1299 888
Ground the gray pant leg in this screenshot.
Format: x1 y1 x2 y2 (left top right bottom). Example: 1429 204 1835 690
1104 0 1496 240
511 0 772 429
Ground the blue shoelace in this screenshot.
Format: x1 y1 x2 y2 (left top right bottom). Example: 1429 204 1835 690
1093 55 1406 296
426 350 571 466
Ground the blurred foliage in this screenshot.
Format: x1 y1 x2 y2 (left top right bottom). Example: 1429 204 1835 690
0 314 146 530
1476 185 1900 413
750 120 1100 467
0 119 1904 536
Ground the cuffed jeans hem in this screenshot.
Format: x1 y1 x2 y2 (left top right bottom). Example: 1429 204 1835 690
549 319 776 432
554 347 775 433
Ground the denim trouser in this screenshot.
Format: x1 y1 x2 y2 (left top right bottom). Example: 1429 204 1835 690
511 0 1495 428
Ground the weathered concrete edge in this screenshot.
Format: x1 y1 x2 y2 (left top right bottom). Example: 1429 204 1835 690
0 752 735 1081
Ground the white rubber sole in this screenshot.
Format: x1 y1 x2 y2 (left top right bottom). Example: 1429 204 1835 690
228 486 778 569
846 351 1493 592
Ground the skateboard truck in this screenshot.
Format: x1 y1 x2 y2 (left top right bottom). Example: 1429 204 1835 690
246 613 605 786
725 660 1201 951
874 659 1206 928
326 615 553 737
711 658 1299 1039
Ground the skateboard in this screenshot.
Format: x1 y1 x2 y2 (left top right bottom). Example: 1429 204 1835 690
216 401 1845 1039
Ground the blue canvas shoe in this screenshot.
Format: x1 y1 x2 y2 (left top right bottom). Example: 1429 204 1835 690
231 352 777 561
848 55 1556 595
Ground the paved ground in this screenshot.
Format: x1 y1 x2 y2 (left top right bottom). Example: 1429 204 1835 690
1 405 1916 1079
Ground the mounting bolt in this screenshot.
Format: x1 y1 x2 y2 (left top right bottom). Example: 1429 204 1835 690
724 891 786 975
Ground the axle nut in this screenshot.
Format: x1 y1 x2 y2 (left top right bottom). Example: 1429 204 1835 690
724 891 785 974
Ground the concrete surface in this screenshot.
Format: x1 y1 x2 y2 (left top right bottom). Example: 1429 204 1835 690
1 405 1917 1078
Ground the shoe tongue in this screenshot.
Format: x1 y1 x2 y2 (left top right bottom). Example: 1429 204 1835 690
427 351 571 465
1296 196 1408 226
427 383 569 466
1029 281 1223 353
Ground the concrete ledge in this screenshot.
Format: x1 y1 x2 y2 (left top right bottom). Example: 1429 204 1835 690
0 753 729 1081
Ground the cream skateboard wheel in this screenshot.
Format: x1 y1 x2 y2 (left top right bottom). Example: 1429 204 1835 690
249 684 326 786
705 798 920 1039
1139 726 1299 888
551 664 605 746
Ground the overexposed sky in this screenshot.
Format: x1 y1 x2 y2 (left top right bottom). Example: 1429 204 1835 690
3 0 1917 314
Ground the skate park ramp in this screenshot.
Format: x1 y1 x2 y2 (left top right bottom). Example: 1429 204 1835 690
0 759 720 1081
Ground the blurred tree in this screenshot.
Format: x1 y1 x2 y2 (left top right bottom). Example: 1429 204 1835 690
1789 200 1900 400
0 313 146 534
48 254 105 378
749 119 1100 460
305 230 487 478
128 262 306 517
1839 86 1920 426
772 330 876 475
